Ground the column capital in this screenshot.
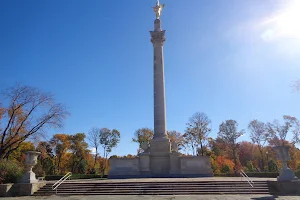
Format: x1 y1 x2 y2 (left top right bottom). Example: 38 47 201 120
150 30 166 45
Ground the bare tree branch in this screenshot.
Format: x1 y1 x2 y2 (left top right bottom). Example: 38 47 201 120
184 112 211 156
0 84 69 159
88 127 101 167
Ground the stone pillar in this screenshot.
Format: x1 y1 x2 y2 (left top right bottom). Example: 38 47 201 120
139 152 151 176
150 18 171 176
150 19 168 140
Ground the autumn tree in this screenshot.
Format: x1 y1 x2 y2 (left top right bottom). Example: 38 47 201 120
69 133 89 173
99 128 120 175
88 127 101 167
0 84 68 159
238 141 255 168
8 141 35 162
132 128 153 153
215 156 235 173
248 120 270 171
50 134 71 174
283 115 300 144
132 128 153 145
182 131 197 156
266 115 299 146
167 130 185 151
209 137 230 157
184 112 211 156
36 141 55 175
218 119 244 174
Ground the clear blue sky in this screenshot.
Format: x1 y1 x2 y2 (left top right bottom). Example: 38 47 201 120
1 0 300 156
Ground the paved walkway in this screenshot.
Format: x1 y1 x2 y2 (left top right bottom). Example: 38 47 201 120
2 195 300 200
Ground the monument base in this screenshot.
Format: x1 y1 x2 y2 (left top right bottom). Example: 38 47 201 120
108 153 213 179
268 180 300 195
19 171 38 184
277 167 298 181
150 137 171 175
0 182 46 197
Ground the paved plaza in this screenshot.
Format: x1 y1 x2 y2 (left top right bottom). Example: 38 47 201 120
1 195 300 200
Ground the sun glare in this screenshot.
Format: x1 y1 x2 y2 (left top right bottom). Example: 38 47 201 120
262 0 300 40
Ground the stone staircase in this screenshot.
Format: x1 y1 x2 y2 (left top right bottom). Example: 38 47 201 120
34 180 272 195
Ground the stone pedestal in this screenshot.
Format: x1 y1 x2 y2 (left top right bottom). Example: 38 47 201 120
169 152 180 175
139 152 151 175
19 151 41 184
150 137 170 175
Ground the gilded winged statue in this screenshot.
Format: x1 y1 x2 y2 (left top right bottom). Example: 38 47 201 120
153 0 165 19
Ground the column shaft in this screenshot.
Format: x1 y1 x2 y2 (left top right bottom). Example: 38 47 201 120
153 44 167 139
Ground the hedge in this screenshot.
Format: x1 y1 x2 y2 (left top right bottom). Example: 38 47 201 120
214 172 279 178
0 160 23 183
45 174 108 181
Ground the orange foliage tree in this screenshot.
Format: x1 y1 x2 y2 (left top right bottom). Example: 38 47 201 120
0 84 68 159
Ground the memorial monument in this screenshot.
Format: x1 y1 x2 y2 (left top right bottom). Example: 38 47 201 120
108 0 213 178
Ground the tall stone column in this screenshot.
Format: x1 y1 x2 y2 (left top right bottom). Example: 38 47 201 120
151 19 167 140
149 17 171 176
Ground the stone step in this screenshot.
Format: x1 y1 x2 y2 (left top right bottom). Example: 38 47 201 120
34 181 271 196
43 183 269 187
43 186 268 189
46 181 269 184
34 191 271 196
45 187 267 190
43 183 268 187
40 187 268 191
41 185 268 189
36 188 270 193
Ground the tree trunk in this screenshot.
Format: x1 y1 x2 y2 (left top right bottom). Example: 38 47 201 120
93 147 98 168
102 147 106 176
258 146 265 171
200 139 204 156
57 155 61 174
191 143 195 156
232 144 238 176
71 156 76 173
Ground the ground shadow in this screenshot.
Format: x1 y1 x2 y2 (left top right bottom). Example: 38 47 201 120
251 195 279 200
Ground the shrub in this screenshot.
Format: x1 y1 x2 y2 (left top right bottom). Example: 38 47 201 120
295 170 300 178
45 174 107 181
243 172 279 178
214 173 237 177
0 160 24 184
214 172 279 178
221 165 230 173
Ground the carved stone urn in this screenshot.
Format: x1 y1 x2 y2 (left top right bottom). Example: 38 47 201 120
140 142 149 153
19 151 41 183
273 146 298 181
171 141 178 153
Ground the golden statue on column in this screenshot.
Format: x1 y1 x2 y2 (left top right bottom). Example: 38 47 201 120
153 0 165 19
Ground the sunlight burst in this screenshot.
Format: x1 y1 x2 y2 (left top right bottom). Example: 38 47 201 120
261 0 300 40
